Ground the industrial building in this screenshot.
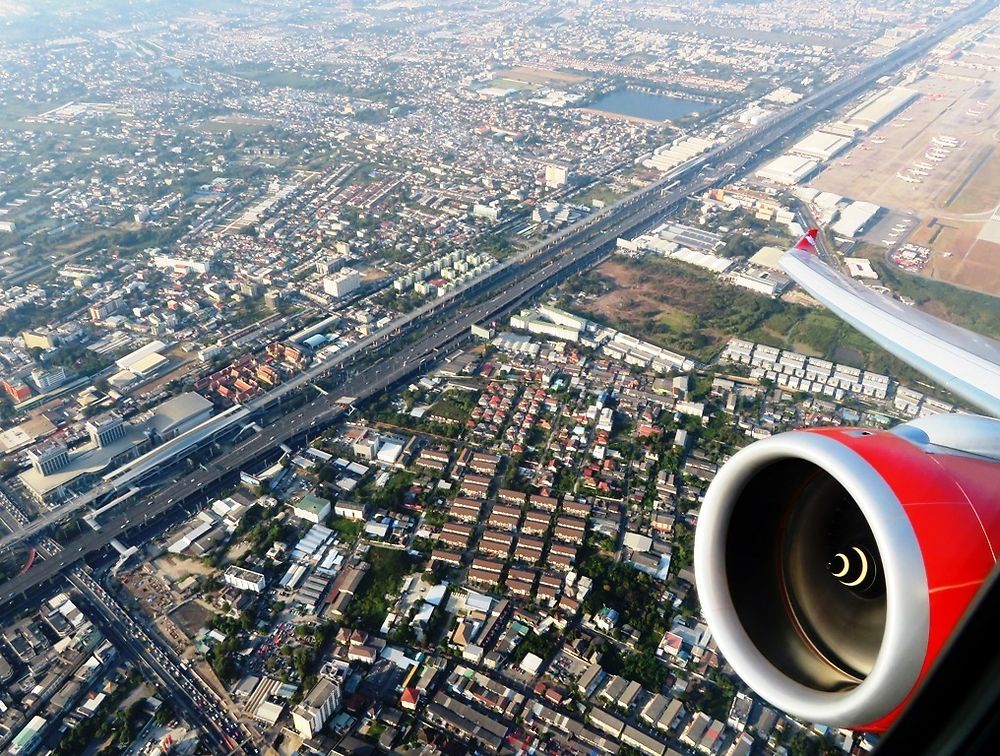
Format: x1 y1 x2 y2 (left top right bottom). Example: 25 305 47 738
643 136 715 173
224 566 267 593
843 86 919 132
109 339 171 387
755 154 819 185
727 266 793 298
831 201 881 237
789 129 853 161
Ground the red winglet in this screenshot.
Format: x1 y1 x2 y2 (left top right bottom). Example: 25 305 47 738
794 228 819 253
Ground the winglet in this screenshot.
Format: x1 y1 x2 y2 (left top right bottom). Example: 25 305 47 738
794 228 819 254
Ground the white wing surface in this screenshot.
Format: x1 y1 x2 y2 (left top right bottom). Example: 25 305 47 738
780 230 1000 418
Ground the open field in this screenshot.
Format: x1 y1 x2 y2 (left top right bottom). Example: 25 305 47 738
571 258 854 364
169 599 215 638
488 78 535 91
499 66 588 85
154 553 215 582
566 255 998 386
807 46 1000 294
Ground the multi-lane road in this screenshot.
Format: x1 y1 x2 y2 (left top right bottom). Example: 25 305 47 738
2 0 993 606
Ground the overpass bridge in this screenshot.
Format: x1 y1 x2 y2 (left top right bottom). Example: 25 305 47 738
1 0 993 603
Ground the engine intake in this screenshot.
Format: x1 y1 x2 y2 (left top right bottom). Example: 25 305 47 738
695 426 1000 731
726 459 886 692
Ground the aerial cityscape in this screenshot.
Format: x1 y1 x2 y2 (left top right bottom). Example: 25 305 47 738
1 1 999 755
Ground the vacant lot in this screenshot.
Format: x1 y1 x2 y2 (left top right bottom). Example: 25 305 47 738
500 66 588 85
155 554 215 582
570 257 882 367
170 600 216 638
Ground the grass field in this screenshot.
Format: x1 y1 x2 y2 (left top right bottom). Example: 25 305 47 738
944 149 1000 215
488 78 535 91
566 255 962 381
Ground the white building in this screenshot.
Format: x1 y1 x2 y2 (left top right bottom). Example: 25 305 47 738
728 266 792 297
789 130 853 161
224 566 266 593
115 340 169 372
843 86 918 132
293 493 332 524
473 203 501 221
323 269 360 297
334 500 367 521
845 257 879 279
30 365 68 392
153 254 212 274
831 201 880 237
755 154 819 185
292 677 342 738
545 164 568 187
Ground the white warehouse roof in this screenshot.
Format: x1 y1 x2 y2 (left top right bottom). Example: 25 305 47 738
791 130 853 161
832 201 881 237
845 87 918 131
116 340 168 370
756 155 819 186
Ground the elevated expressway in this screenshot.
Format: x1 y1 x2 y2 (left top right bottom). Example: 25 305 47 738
1 0 992 604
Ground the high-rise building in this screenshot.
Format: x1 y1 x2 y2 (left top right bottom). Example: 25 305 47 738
292 677 341 739
545 163 569 188
323 268 360 298
85 412 126 448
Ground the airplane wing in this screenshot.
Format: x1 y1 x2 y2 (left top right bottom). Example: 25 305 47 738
780 229 1000 418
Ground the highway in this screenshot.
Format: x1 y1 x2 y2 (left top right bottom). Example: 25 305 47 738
1 0 993 604
1 475 253 752
69 570 254 755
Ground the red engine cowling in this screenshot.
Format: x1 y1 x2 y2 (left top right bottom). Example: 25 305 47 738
694 417 1000 731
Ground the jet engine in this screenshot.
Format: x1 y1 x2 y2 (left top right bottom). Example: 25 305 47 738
694 415 1000 731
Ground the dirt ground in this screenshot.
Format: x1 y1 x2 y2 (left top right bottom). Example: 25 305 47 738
807 42 1000 295
154 554 216 582
585 261 697 331
169 598 216 638
500 66 588 85
123 566 176 617
155 614 194 658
